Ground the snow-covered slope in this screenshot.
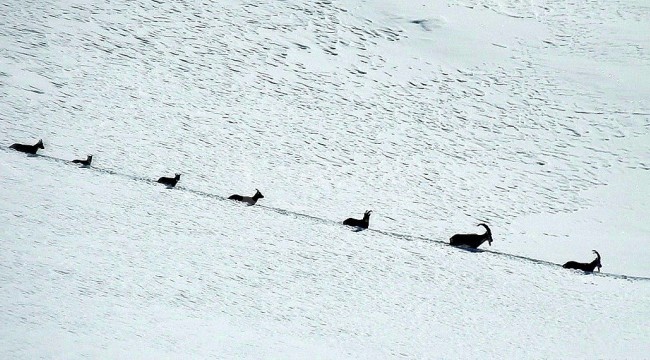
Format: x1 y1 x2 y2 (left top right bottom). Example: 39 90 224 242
1 0 649 358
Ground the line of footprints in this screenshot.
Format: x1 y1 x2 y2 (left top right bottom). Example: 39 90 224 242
8 139 603 273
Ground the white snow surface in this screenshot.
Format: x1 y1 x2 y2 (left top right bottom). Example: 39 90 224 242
1 0 649 358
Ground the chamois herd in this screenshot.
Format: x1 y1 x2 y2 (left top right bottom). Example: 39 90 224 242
8 139 604 273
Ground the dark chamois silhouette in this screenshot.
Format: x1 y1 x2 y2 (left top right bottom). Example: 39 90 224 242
449 223 493 249
9 139 44 154
228 189 264 205
72 155 93 166
563 250 602 272
343 210 372 229
157 173 181 187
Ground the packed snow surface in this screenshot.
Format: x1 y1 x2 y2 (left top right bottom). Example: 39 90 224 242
1 0 649 358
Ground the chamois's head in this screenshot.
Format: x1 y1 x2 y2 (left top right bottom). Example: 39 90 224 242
37 139 44 149
593 250 602 271
175 173 181 180
254 189 264 199
363 210 372 220
478 223 492 245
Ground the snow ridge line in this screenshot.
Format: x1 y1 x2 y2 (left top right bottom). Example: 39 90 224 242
5 149 650 282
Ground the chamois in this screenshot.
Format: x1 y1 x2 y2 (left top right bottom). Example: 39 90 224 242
72 155 93 167
343 210 372 229
157 173 181 188
9 139 44 154
228 189 264 205
563 250 601 272
449 223 493 249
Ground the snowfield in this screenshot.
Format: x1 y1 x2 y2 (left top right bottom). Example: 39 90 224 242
1 0 649 358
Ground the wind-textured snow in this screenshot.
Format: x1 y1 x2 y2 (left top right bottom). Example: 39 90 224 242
1 0 649 358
